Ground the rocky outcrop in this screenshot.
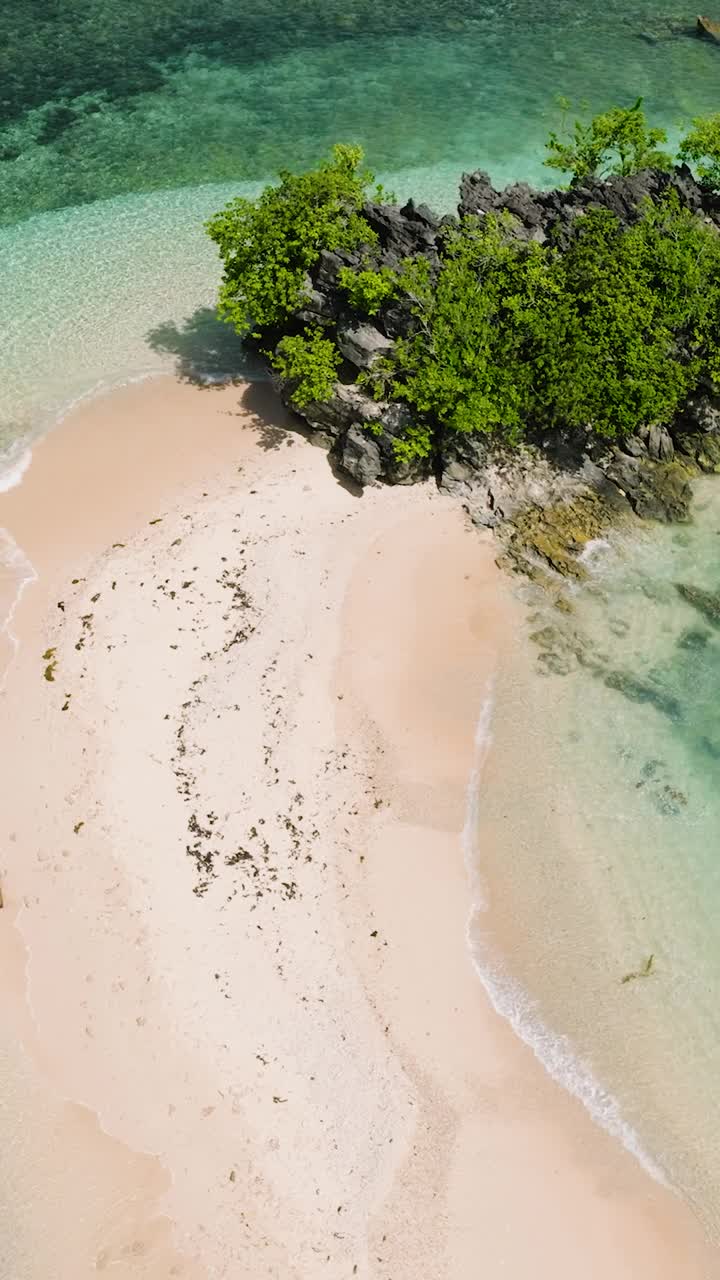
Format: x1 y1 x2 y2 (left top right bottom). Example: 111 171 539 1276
458 164 707 245
336 322 394 369
271 166 720 583
603 452 693 521
284 381 427 485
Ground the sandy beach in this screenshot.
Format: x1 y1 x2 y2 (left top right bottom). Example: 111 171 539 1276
0 375 717 1278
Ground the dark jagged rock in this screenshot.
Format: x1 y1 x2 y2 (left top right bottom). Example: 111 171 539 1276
335 424 383 486
336 322 394 370
458 164 707 245
676 582 720 626
604 453 693 521
641 423 675 461
287 382 378 439
678 391 720 434
361 199 442 264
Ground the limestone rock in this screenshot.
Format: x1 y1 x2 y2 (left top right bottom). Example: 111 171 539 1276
336 322 394 370
641 423 675 461
336 424 383 486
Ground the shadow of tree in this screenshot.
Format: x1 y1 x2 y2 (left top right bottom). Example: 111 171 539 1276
234 380 298 452
235 383 360 497
146 308 267 385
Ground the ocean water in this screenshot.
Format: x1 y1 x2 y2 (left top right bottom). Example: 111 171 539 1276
2 0 720 1241
470 486 720 1232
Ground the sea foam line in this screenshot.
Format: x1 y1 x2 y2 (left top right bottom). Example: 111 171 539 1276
462 682 669 1187
0 445 33 494
0 527 39 694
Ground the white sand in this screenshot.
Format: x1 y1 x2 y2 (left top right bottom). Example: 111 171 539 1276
0 377 716 1278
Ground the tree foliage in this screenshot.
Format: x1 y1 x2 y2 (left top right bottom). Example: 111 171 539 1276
369 198 720 452
367 216 556 441
545 98 673 186
678 114 720 191
337 265 397 314
208 130 720 462
271 327 341 407
206 144 375 335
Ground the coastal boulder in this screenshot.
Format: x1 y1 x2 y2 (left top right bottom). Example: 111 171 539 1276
285 381 381 439
361 199 441 262
641 423 675 461
336 322 394 370
336 423 383 486
604 452 692 521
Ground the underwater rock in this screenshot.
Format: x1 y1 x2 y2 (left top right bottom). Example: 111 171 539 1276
676 581 720 626
677 627 712 649
600 669 683 720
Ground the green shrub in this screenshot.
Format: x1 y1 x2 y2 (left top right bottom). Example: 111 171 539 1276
545 98 673 186
367 215 556 445
208 122 720 465
337 265 397 314
535 202 707 437
272 327 340 407
678 114 720 190
391 423 434 463
206 144 375 335
369 198 720 456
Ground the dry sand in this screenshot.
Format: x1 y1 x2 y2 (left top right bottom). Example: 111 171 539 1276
0 376 717 1278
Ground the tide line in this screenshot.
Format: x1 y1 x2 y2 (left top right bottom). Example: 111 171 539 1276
461 682 669 1188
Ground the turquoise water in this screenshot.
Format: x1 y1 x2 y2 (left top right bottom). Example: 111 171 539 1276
2 0 720 1239
2 0 720 225
472 490 720 1233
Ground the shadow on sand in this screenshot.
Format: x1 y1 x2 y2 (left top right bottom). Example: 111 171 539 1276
147 308 363 495
146 308 268 385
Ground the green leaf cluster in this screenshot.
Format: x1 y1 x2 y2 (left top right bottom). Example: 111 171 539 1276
545 98 673 186
206 144 375 335
337 265 397 315
369 216 556 442
207 132 720 465
272 328 341 407
370 198 720 454
678 114 720 192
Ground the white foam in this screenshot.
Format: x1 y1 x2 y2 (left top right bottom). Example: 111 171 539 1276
0 527 39 693
577 536 612 566
461 684 669 1187
0 445 33 494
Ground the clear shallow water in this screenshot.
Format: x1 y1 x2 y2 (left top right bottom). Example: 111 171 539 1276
2 0 720 224
472 483 720 1232
3 0 720 1240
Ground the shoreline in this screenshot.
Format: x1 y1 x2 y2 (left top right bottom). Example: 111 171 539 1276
0 375 717 1276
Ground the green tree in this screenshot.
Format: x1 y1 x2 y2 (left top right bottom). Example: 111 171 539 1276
678 114 720 190
272 327 341 407
368 198 720 456
367 215 557 445
337 265 397 315
536 203 703 437
545 98 673 186
206 144 375 336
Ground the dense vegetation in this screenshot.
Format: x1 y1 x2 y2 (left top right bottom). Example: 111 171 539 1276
208 105 720 462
